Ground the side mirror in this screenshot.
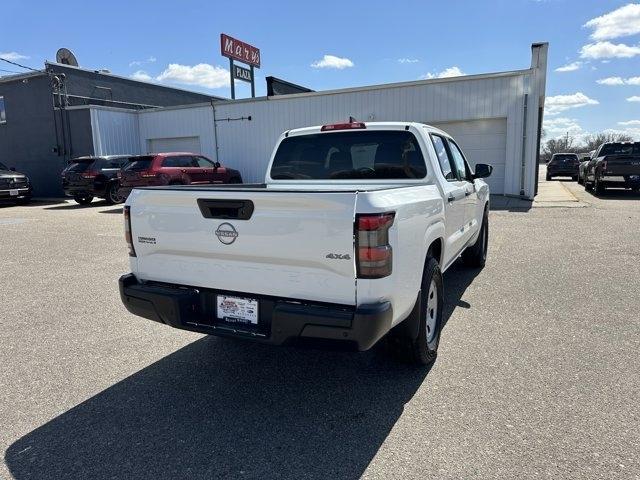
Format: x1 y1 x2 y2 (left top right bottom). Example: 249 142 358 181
9 167 16 171
474 163 492 179
214 162 221 169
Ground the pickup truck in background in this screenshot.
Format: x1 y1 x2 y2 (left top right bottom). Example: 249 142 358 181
119 121 492 365
584 142 640 194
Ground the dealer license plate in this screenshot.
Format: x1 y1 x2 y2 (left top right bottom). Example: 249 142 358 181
216 295 258 325
10 189 19 196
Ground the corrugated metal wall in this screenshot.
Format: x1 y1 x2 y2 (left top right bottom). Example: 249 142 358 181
138 105 216 159
213 74 528 192
90 108 140 156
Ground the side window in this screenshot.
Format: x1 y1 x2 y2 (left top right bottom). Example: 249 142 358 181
194 156 214 168
162 156 191 168
447 139 470 181
431 134 456 181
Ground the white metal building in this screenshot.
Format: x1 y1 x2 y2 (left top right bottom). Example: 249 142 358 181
78 43 548 199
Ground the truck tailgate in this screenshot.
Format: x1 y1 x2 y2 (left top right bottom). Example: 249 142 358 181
128 188 357 305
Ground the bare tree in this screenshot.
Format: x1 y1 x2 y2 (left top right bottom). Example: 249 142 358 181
582 132 633 153
540 134 579 163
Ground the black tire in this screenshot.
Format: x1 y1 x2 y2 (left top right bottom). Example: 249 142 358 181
228 176 242 184
572 175 578 181
577 174 584 185
74 195 93 205
546 174 551 181
388 257 443 366
594 174 605 195
105 183 123 205
462 210 488 268
585 175 593 191
16 197 31 205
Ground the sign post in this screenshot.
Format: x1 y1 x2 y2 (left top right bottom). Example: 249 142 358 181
220 33 260 99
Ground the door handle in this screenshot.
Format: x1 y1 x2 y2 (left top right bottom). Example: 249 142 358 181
181 169 186 173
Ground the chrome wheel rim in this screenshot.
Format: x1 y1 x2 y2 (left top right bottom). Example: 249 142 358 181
426 279 438 343
110 187 122 203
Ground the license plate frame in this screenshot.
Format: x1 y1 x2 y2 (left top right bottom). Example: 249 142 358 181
216 295 259 326
9 189 19 196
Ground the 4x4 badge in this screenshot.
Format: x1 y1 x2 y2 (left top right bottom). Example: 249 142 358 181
215 223 238 245
326 253 351 260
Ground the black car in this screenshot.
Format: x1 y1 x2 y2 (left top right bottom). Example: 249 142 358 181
584 142 640 194
546 153 580 181
0 161 32 204
62 155 131 205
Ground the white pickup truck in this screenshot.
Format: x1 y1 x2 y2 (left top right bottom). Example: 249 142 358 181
119 121 492 364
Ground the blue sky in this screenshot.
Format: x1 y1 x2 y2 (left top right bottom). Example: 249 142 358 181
2 0 639 141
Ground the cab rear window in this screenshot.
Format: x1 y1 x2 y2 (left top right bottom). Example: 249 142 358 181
270 130 427 180
64 160 97 173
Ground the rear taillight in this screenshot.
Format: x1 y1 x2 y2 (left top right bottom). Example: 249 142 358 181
356 212 395 278
124 206 136 257
140 170 156 178
117 171 122 179
81 171 99 179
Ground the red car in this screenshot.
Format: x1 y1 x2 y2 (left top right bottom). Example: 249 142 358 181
118 152 242 198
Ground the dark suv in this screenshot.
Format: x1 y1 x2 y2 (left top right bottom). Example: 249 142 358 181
0 161 32 204
62 155 131 205
118 153 242 199
546 153 580 181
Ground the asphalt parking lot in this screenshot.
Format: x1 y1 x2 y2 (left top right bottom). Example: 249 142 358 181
1 178 639 479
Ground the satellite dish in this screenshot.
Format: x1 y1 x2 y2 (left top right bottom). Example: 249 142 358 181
56 48 78 67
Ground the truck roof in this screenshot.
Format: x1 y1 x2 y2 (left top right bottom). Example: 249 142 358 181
285 121 451 138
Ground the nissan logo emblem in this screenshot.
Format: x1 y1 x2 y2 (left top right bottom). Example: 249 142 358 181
215 222 238 245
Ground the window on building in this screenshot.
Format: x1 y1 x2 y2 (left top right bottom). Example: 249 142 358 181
0 96 6 124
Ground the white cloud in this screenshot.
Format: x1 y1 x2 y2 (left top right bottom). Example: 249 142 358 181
422 66 465 79
597 75 640 85
597 76 625 85
543 117 585 138
627 96 640 102
545 92 599 115
129 56 157 67
311 55 354 69
156 63 229 89
0 51 29 61
618 120 640 126
555 61 582 72
130 70 152 82
398 58 419 64
580 41 640 59
584 3 640 40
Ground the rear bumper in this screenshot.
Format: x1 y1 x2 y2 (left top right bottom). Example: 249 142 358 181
547 168 578 176
119 274 392 351
601 174 640 185
63 185 107 198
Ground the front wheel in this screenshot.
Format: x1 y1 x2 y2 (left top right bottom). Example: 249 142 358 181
74 195 93 205
462 211 488 268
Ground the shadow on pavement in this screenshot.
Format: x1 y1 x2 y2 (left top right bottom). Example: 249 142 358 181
489 194 532 212
585 188 640 201
99 207 124 214
5 264 480 480
5 339 429 479
44 201 110 210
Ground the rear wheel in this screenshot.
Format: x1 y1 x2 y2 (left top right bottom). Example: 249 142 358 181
577 172 584 185
462 210 488 268
387 257 443 366
105 183 124 205
546 174 552 181
572 175 578 181
74 195 93 205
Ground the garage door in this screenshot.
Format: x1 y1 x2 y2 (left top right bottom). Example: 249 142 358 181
432 118 507 194
148 136 201 154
